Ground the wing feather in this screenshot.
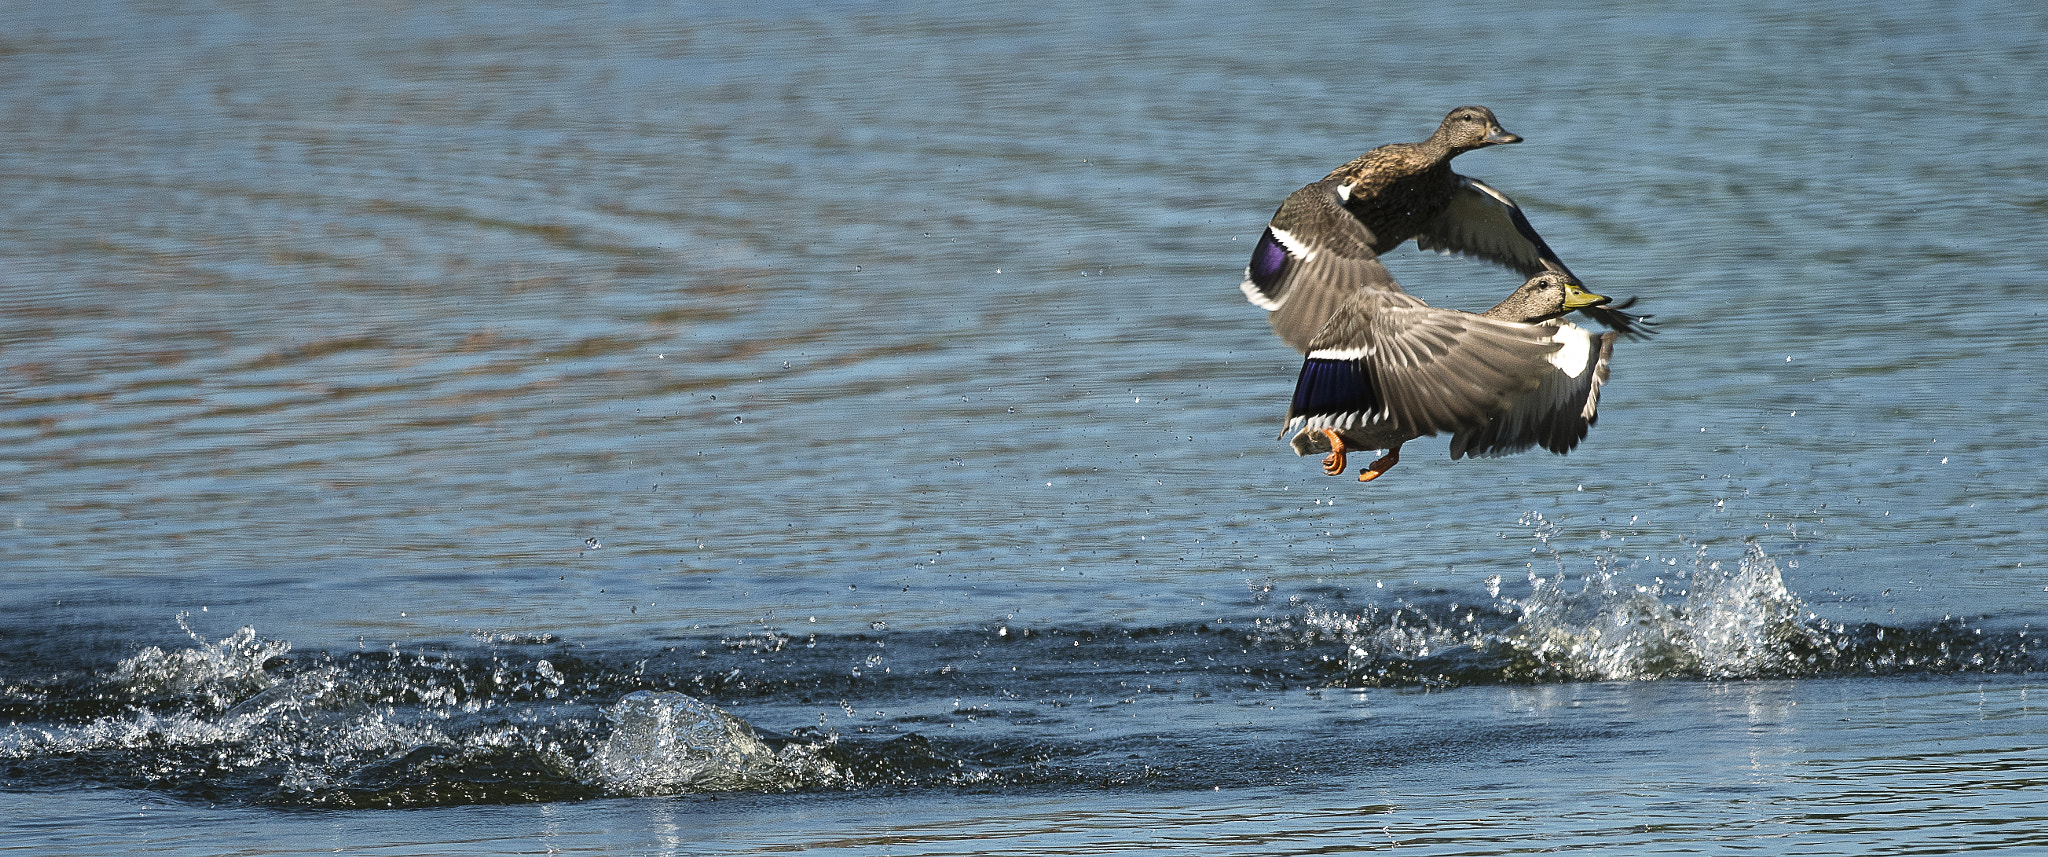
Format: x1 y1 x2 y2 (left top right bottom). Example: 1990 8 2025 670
1287 290 1564 442
1418 177 1657 340
1415 176 1566 277
1238 180 1402 353
1450 327 1616 458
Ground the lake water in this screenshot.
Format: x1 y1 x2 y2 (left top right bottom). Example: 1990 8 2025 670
4 0 2046 853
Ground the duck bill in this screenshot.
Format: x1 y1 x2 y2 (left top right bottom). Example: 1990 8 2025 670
1483 128 1522 145
1563 288 1612 310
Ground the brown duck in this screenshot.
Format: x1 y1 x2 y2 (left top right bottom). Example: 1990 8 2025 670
1239 106 1651 352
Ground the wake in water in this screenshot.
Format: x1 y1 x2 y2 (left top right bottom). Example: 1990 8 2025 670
1 538 2036 806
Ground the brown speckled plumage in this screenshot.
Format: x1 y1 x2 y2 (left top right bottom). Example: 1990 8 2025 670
1322 105 1520 256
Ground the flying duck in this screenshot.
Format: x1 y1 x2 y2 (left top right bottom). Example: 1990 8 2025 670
1239 106 1651 351
1283 270 1618 482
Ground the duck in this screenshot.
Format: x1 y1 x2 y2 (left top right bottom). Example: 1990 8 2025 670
1283 269 1618 482
1239 105 1651 352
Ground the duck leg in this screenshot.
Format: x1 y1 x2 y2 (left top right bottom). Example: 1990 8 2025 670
1318 428 1349 476
1357 445 1402 482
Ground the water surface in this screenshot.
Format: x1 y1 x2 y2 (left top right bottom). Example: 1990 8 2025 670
3 0 2045 854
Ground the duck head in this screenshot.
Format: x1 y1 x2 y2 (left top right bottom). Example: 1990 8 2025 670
1489 271 1610 323
1436 105 1522 152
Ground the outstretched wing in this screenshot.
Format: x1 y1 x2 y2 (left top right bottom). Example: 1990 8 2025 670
1450 325 1617 458
1416 176 1566 277
1417 177 1657 340
1284 289 1565 442
1239 180 1404 353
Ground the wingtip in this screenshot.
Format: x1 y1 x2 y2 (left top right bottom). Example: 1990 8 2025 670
1585 296 1658 340
1616 313 1659 340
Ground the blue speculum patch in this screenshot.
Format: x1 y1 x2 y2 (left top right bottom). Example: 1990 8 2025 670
1249 229 1289 295
1290 357 1376 418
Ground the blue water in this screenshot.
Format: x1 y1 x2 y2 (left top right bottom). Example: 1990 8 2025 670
4 0 2046 853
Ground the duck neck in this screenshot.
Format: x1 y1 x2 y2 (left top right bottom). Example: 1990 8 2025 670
1484 293 1562 323
1419 129 1464 163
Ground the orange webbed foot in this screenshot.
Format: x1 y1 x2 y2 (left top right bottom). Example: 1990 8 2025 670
1317 428 1348 477
1356 447 1401 482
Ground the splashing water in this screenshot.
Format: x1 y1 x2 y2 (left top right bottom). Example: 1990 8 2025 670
593 691 838 795
1288 525 1891 685
1 533 2036 808
2 629 848 805
112 617 292 711
1500 539 1823 681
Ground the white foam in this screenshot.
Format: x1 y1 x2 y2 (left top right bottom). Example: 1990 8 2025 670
594 691 838 795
